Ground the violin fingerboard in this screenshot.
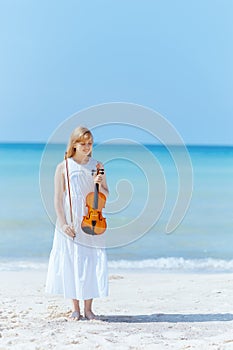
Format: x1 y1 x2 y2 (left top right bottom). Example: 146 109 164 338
94 184 99 208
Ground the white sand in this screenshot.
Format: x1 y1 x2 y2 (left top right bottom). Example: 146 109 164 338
1 270 233 349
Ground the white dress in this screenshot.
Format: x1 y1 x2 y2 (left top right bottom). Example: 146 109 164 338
45 157 108 300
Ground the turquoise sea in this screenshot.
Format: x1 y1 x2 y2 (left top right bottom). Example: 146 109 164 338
0 143 233 273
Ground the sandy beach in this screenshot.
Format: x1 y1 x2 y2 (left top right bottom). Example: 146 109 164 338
1 270 233 349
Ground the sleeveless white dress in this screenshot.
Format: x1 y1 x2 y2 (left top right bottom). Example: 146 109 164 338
45 157 108 300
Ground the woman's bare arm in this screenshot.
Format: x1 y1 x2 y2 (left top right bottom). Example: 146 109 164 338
54 162 66 228
54 162 76 238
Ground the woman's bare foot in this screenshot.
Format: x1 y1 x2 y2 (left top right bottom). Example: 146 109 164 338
84 310 97 320
70 310 82 320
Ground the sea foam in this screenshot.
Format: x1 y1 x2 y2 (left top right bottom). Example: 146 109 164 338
1 257 233 272
108 257 233 273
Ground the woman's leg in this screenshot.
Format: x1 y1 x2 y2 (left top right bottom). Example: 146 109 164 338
70 299 81 319
84 299 96 320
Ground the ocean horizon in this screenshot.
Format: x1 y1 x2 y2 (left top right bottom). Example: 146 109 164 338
0 143 232 273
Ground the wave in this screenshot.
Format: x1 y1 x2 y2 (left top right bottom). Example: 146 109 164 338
0 260 48 271
108 257 233 272
1 257 233 272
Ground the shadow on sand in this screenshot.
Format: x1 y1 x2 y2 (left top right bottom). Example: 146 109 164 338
97 313 233 323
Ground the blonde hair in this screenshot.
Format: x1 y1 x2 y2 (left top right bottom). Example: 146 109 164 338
65 126 93 158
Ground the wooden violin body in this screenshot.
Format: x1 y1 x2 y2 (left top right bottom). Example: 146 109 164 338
81 167 107 235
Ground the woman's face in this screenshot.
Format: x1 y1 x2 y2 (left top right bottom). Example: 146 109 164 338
74 138 93 156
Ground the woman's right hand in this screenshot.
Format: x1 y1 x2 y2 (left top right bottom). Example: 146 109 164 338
62 224 76 239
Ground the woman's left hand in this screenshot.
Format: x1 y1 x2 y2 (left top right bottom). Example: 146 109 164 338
94 173 103 184
93 162 109 196
94 162 104 185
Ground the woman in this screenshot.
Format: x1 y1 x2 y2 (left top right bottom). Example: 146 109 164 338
45 126 109 320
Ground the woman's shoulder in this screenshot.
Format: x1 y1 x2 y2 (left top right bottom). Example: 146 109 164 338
55 161 66 175
89 157 103 165
88 156 97 165
88 157 104 168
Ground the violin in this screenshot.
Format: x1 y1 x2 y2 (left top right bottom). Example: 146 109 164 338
81 164 107 235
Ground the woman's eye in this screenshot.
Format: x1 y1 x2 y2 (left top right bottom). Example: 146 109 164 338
78 142 92 146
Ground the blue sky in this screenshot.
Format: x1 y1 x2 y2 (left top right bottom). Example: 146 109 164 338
0 0 232 144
